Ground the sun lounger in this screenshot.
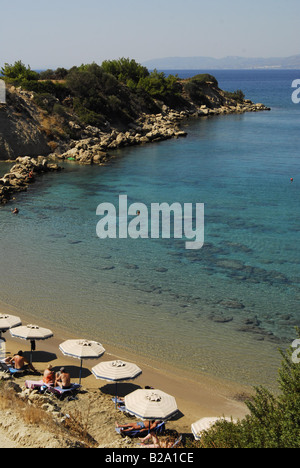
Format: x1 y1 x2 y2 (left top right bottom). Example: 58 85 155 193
0 361 10 372
118 405 128 413
171 434 183 448
0 361 26 378
112 397 125 405
116 421 165 438
25 380 45 390
117 405 137 419
45 384 81 400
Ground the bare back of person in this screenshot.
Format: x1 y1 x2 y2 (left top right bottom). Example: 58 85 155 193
14 355 26 370
56 370 71 389
12 352 37 373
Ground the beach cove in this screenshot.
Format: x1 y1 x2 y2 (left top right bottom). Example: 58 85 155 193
0 300 253 448
0 71 300 446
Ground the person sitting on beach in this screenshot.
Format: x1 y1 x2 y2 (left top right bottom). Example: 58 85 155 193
43 364 55 386
55 367 71 389
115 420 162 435
12 351 37 373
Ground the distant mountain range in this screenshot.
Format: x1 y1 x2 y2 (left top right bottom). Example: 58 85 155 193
143 55 300 70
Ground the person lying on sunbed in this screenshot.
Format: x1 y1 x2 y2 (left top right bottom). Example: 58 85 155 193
55 367 71 389
139 431 177 448
115 420 162 435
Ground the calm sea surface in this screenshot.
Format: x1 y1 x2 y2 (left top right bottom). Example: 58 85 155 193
1 70 299 388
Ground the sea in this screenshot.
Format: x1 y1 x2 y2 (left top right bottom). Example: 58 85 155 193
0 70 299 389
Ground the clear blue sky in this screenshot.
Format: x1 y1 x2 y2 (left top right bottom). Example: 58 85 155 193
1 0 299 68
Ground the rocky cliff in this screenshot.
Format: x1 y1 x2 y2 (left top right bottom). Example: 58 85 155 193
0 88 50 160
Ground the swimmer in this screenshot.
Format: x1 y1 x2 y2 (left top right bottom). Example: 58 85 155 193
11 208 19 215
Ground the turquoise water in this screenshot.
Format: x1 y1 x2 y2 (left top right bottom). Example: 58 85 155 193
0 70 300 388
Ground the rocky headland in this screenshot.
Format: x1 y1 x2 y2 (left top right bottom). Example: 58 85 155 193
0 67 270 204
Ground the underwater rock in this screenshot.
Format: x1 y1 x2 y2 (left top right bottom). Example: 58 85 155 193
124 264 139 270
209 314 233 323
218 299 245 309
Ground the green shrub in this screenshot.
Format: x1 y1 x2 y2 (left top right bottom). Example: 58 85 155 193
190 74 219 86
21 79 68 99
33 93 58 113
73 97 106 127
193 329 300 448
184 81 211 107
101 58 149 86
39 67 69 81
1 60 39 81
137 70 179 99
53 103 69 118
224 89 245 103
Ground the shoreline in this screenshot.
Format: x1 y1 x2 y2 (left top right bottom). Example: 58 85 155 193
0 299 252 434
0 81 271 205
0 77 275 444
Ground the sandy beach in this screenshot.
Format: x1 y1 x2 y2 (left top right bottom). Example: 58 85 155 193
0 299 253 447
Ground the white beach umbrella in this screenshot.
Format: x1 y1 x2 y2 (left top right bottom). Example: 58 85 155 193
191 417 234 441
10 324 53 362
124 389 178 420
92 360 142 407
59 339 106 384
0 314 22 338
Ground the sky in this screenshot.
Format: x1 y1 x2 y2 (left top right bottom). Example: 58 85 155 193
0 0 300 69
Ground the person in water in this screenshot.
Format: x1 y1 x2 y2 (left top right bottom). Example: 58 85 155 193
11 208 19 214
28 171 34 182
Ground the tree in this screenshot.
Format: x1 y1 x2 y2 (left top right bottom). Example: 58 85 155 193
190 74 219 86
1 60 39 81
224 89 245 103
137 70 179 99
101 58 149 86
54 67 68 80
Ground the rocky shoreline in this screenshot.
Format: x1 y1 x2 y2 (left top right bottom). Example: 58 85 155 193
0 156 62 205
57 100 270 165
0 85 270 204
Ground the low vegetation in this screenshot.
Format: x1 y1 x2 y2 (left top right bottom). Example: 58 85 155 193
0 382 56 427
1 59 181 126
224 89 246 103
187 328 300 448
0 381 96 447
0 330 298 448
1 59 235 131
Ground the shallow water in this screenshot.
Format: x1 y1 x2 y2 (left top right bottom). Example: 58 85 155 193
0 70 299 389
